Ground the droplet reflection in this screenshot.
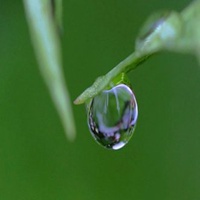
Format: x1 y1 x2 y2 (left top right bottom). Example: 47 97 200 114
87 84 138 150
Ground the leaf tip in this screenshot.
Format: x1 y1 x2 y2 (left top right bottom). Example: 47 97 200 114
73 96 83 105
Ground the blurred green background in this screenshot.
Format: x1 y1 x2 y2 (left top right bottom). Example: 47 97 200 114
1 0 200 199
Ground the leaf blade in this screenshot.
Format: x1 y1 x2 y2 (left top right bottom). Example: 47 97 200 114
24 0 76 140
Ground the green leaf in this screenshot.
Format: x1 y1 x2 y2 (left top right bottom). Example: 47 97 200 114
74 0 200 105
24 0 76 141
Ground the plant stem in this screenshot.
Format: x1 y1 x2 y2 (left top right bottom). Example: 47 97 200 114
74 0 200 105
74 52 149 105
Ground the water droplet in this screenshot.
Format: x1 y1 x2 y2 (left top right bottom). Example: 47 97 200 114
135 11 182 53
87 83 138 150
137 12 170 41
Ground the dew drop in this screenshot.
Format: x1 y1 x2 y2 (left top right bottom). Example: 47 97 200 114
135 11 182 52
87 83 138 150
137 12 170 41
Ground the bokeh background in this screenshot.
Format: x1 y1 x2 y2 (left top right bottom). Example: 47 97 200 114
0 0 200 199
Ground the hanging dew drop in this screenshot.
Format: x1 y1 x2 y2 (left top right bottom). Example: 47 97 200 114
87 81 138 150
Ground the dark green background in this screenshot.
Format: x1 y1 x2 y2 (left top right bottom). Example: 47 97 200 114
0 0 200 199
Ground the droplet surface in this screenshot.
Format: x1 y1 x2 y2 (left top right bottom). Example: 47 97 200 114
137 12 170 41
87 84 138 150
135 11 182 53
